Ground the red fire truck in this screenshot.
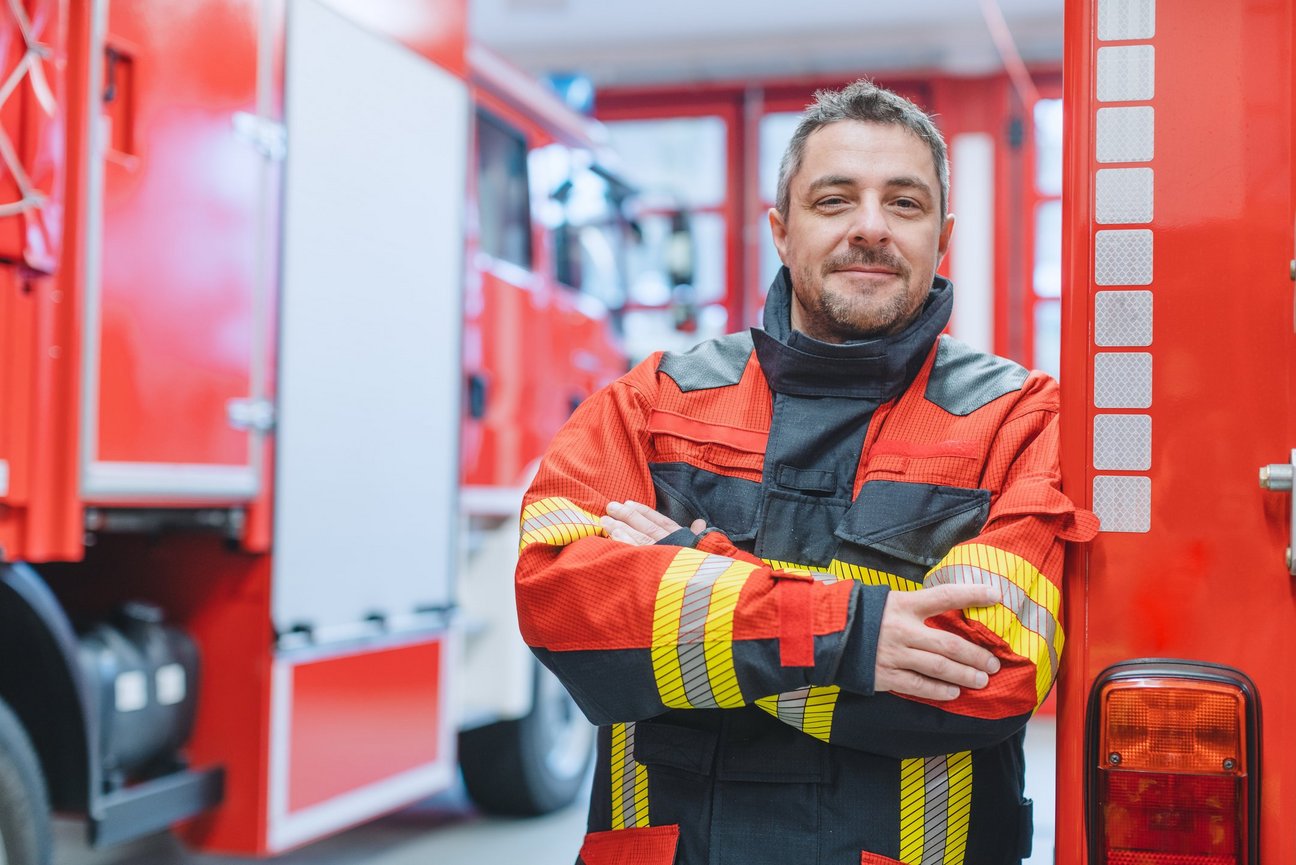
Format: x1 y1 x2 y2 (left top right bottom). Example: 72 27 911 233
1056 1 1295 864
0 0 631 861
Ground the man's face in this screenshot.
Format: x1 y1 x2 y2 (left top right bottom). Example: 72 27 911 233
770 120 955 343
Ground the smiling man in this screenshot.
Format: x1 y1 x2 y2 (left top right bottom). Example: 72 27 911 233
516 80 1096 865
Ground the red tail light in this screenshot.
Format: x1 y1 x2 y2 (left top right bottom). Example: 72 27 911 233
1088 662 1260 865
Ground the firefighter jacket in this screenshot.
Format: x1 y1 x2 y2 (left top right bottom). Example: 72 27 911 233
517 268 1098 865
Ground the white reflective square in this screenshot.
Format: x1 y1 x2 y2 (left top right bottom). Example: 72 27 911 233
1095 230 1153 286
1094 352 1152 408
1095 291 1153 346
1096 107 1154 163
1097 46 1155 102
115 671 148 713
1094 414 1152 470
156 663 187 706
1098 0 1155 40
1093 475 1151 533
1096 168 1154 224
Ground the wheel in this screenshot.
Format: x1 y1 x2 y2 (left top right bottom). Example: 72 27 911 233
0 697 50 865
459 661 594 816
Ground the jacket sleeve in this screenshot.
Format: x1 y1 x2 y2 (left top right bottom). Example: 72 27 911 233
516 357 890 727
706 384 1098 758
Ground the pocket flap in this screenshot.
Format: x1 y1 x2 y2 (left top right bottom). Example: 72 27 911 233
579 825 680 865
835 480 990 567
633 720 718 776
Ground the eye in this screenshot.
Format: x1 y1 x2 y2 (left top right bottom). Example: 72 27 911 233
814 195 850 210
893 198 920 210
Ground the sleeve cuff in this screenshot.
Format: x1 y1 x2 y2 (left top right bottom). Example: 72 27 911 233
830 583 890 695
655 527 701 548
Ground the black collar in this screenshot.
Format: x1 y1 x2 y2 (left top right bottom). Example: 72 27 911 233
751 266 953 399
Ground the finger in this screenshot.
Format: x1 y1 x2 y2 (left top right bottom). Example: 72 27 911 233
690 519 707 533
874 668 960 701
902 623 1001 675
891 647 991 690
599 515 653 546
908 583 1001 617
621 500 684 533
619 508 675 541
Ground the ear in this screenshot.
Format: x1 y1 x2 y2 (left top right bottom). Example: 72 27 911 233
936 212 956 264
768 207 789 263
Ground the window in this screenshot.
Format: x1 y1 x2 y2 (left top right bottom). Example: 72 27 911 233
1032 98 1064 377
476 109 533 269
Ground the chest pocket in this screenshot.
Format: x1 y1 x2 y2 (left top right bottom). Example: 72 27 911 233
650 462 761 543
833 480 990 582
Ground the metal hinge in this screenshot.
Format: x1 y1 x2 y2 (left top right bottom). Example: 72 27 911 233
227 397 275 433
232 112 286 162
1259 449 1296 574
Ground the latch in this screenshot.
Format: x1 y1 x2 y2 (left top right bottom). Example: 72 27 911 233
1258 449 1296 575
227 397 275 433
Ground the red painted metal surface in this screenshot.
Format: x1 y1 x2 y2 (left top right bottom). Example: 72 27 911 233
92 0 261 473
286 641 443 814
1057 2 1295 863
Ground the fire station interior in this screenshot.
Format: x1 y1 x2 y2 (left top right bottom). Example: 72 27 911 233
3 0 1288 864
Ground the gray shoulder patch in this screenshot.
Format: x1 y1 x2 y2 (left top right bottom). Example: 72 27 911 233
658 330 755 392
924 336 1029 416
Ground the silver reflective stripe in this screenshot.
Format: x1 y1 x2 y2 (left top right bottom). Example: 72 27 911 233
675 556 731 707
925 563 1059 681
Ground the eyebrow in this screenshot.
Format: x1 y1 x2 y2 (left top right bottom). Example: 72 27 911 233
805 173 935 200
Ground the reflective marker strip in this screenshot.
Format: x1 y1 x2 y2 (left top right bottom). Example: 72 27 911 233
755 685 838 743
899 752 973 865
610 722 650 830
1093 0 1156 534
519 496 603 551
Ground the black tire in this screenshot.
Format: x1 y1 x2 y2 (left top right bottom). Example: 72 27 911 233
459 662 594 816
0 696 51 865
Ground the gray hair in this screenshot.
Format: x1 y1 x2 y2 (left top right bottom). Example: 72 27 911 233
775 79 949 221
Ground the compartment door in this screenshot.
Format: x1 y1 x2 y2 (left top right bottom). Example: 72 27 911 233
82 0 273 501
271 0 467 641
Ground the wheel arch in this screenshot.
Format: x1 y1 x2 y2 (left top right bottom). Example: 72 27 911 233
0 563 99 811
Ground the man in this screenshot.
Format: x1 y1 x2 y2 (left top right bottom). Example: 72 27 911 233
516 79 1097 865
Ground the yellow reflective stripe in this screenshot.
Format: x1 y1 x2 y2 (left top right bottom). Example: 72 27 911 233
518 496 603 551
609 722 650 829
701 560 752 708
899 752 973 865
928 544 1063 706
899 757 927 865
651 549 757 710
650 550 700 709
754 685 840 742
829 559 921 591
944 752 973 865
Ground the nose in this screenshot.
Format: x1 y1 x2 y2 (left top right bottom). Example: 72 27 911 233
849 195 891 246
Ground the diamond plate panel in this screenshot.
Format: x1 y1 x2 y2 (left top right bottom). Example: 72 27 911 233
1095 291 1153 346
1094 230 1153 286
1094 414 1151 470
1093 475 1151 533
1094 352 1152 408
1096 168 1153 224
1096 107 1154 163
1097 46 1155 102
1098 0 1155 41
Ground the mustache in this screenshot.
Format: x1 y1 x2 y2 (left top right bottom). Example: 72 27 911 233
821 247 909 277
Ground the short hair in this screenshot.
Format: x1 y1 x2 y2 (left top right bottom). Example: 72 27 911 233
775 79 949 221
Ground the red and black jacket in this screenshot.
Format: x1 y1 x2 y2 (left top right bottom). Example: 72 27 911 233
517 270 1097 865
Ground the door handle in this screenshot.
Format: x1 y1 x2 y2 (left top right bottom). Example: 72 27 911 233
1259 449 1296 574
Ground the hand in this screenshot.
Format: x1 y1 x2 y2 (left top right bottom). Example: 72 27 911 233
601 500 706 546
874 584 1003 701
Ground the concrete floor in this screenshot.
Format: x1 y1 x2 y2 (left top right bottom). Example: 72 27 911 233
56 717 1057 865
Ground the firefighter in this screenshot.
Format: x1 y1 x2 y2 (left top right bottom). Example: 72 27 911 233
516 79 1097 865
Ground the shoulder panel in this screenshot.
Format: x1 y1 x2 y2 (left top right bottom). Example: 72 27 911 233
924 336 1029 416
658 331 755 392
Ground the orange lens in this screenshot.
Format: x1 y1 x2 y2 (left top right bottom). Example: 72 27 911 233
1099 678 1246 775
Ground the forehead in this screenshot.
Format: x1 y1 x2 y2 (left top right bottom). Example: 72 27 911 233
793 120 937 191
